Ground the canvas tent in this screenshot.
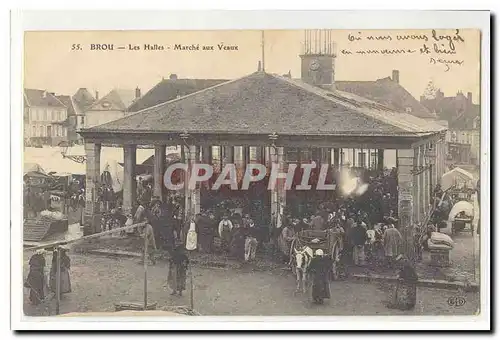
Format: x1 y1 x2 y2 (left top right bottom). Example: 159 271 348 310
441 167 475 191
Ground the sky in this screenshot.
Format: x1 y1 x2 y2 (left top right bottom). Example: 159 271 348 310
24 29 481 103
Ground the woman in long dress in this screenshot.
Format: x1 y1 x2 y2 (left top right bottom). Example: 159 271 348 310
386 255 418 310
277 224 295 262
25 250 46 305
49 247 71 296
167 246 189 296
309 249 332 304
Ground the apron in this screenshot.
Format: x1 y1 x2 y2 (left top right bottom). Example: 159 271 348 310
185 221 198 251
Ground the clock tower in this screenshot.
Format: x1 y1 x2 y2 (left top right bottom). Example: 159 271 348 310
300 29 336 88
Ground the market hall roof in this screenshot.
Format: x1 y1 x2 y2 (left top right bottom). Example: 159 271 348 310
82 72 446 138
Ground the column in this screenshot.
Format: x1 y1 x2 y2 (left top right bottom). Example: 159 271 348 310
184 145 201 220
201 145 212 164
153 145 166 201
84 142 101 232
413 146 421 223
242 146 250 165
397 149 415 260
377 149 384 171
255 146 263 164
122 144 137 214
270 146 286 229
322 147 332 165
428 143 437 201
333 148 340 168
223 146 234 167
421 145 428 217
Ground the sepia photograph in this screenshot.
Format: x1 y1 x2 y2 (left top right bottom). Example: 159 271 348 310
11 10 490 331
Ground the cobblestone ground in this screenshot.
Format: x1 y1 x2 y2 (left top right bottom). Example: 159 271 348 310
22 252 479 317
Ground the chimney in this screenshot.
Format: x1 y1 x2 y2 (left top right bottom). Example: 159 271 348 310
467 92 472 103
95 91 99 100
257 61 262 72
169 74 178 80
392 70 400 84
135 87 141 99
420 95 425 102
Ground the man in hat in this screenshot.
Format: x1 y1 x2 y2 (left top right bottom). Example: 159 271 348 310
167 244 189 296
348 222 368 266
383 224 403 268
139 217 157 265
385 254 418 310
197 210 214 253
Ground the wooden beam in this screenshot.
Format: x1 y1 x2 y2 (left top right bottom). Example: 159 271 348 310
24 222 147 252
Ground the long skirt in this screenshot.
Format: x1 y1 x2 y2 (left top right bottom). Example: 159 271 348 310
50 268 71 294
312 276 331 302
389 282 417 310
167 263 187 292
25 270 45 305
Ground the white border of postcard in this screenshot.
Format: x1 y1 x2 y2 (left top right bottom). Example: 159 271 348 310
10 9 490 331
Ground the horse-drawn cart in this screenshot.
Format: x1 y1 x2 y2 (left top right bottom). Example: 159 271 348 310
290 229 344 281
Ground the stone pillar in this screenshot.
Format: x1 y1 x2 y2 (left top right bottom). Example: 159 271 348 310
428 143 437 199
84 142 101 229
184 145 200 220
377 149 384 171
123 144 137 214
255 146 263 164
270 146 286 229
397 149 415 260
322 148 332 165
153 145 166 201
421 145 428 217
333 148 340 167
201 145 212 164
223 146 234 167
413 146 421 223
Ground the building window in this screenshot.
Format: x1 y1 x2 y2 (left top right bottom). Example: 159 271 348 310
80 116 84 125
44 109 48 121
405 107 412 113
32 125 36 137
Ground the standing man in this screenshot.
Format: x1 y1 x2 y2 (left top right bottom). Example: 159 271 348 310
383 224 403 268
348 222 368 266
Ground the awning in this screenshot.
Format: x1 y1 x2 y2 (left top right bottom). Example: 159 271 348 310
448 200 475 220
441 167 474 191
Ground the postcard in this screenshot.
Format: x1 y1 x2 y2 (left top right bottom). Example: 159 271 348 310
12 10 490 331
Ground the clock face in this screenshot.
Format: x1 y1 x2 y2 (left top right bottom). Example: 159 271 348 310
310 59 320 71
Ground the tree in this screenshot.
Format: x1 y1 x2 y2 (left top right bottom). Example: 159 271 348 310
423 80 439 100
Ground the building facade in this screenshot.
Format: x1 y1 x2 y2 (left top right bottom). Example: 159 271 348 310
83 88 139 128
24 89 69 146
421 90 480 165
